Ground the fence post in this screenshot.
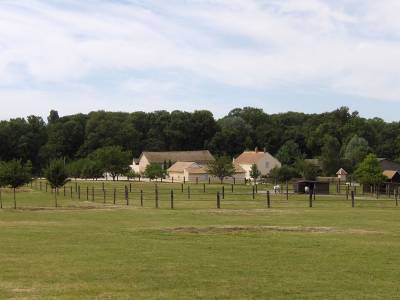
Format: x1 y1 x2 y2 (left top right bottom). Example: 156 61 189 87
233 177 236 185
103 189 106 204
309 188 313 208
286 181 288 200
70 186 73 199
0 189 2 209
130 183 132 193
92 186 94 201
125 186 129 205
183 176 186 184
140 189 143 207
46 183 48 192
170 190 174 209
75 182 78 192
63 186 66 197
252 186 255 200
351 191 355 208
346 185 349 200
395 188 398 207
113 188 116 204
231 184 234 193
222 186 225 199
217 192 221 209
203 183 206 193
187 185 191 200
86 186 89 200
313 183 316 201
155 186 159 208
40 181 42 191
181 183 184 193
102 182 105 191
267 190 270 208
78 186 81 200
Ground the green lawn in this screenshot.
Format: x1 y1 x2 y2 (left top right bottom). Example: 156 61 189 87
0 182 400 299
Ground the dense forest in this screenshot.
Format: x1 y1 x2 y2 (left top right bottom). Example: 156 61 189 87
1 107 399 176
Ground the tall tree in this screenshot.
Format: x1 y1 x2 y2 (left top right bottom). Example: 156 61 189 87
344 135 370 168
276 140 303 166
91 146 131 181
320 135 342 176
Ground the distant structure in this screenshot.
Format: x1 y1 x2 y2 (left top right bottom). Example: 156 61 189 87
336 168 348 181
234 147 281 179
167 161 246 182
131 150 214 174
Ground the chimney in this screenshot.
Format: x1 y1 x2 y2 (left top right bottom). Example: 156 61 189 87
255 147 259 153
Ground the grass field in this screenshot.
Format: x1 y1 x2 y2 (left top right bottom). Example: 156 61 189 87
1 181 400 299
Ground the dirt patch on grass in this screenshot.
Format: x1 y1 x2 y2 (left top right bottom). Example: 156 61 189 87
191 209 297 216
163 225 382 235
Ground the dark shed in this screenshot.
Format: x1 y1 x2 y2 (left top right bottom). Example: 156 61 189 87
293 180 330 194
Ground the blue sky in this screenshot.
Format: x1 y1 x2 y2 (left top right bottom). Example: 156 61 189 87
1 0 400 121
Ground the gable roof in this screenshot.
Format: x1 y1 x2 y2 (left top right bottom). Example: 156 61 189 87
383 170 400 180
234 151 268 164
336 168 348 175
141 150 214 164
168 162 197 173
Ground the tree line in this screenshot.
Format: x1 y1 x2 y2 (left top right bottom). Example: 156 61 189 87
1 106 399 178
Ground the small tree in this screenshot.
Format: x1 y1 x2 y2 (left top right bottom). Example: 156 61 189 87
249 164 261 184
126 169 138 181
0 160 32 209
207 156 235 184
354 154 386 192
44 159 70 207
66 159 86 180
144 163 166 180
269 165 299 183
295 160 320 181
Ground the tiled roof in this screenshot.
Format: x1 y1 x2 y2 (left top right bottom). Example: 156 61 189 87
142 150 214 164
234 151 266 164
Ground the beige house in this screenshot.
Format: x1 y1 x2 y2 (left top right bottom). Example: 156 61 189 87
131 150 215 174
168 162 208 182
168 161 246 182
234 148 281 179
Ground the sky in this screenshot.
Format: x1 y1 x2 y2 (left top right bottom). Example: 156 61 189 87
1 0 400 121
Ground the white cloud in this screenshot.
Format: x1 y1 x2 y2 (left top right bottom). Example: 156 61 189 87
0 0 400 118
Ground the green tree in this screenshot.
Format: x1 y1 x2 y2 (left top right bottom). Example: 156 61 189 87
276 140 303 165
0 159 32 208
269 166 299 183
144 163 166 180
44 159 70 207
80 159 104 180
126 169 138 181
249 164 261 183
91 146 131 181
354 154 386 188
320 135 342 176
207 156 235 183
344 135 370 168
295 160 320 181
